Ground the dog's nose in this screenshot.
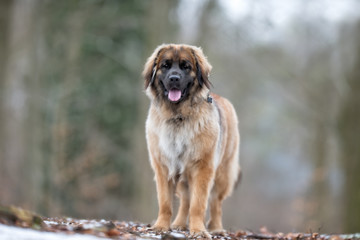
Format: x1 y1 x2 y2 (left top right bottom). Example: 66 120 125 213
169 75 180 82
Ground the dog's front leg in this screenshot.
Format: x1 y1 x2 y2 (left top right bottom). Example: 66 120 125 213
188 160 215 238
152 161 174 232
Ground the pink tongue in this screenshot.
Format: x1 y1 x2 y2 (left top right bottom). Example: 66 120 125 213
168 89 181 102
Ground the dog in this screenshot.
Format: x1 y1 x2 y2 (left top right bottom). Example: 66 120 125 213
143 44 241 238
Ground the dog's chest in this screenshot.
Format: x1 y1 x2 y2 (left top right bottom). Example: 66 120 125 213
158 120 195 178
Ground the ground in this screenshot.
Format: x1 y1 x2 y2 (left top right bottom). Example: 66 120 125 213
0 205 358 240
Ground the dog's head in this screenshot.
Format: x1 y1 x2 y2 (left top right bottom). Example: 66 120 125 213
143 44 212 104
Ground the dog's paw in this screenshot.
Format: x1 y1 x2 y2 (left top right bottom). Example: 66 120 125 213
151 222 170 232
189 229 212 239
171 220 187 231
207 220 225 235
171 223 188 231
210 228 226 236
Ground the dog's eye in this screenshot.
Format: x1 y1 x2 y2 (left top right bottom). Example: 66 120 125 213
181 62 191 71
161 61 171 69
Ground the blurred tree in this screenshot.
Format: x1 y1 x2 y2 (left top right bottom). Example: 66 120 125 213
0 0 150 220
0 0 39 209
39 0 149 218
0 0 13 205
337 22 360 233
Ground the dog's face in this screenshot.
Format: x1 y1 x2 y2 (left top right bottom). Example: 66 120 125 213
143 44 212 104
157 49 195 103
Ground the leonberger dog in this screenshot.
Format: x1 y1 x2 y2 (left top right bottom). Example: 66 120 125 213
143 44 241 238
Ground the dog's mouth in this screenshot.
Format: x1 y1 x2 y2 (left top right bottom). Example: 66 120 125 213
165 87 191 103
160 81 192 103
168 89 182 102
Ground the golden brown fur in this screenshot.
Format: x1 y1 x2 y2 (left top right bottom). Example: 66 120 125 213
143 44 240 238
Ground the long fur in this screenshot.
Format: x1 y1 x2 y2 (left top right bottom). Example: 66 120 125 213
143 44 241 237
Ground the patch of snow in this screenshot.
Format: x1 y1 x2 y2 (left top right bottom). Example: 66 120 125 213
0 224 107 240
43 220 58 225
169 232 186 238
138 232 161 239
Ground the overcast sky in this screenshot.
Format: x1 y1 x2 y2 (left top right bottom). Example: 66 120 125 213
219 0 360 23
177 0 360 43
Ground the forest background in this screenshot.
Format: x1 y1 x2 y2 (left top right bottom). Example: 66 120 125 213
0 0 360 234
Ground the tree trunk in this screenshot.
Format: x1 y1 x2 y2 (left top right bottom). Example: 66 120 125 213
337 23 360 233
1 0 38 207
0 0 12 202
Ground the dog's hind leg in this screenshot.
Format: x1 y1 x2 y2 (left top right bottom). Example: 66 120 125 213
207 183 226 233
208 163 240 233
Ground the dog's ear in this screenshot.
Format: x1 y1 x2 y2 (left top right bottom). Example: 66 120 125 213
191 46 212 89
143 45 165 89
